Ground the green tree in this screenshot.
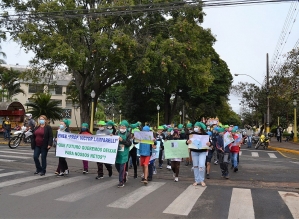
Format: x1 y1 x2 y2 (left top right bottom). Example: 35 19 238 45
0 66 25 101
25 93 63 123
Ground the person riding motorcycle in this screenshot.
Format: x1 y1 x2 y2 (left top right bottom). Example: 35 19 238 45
24 113 36 130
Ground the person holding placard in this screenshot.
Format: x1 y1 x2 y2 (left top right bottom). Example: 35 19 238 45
186 122 211 187
216 128 230 179
115 120 132 188
170 129 182 182
155 126 166 169
95 121 113 179
139 126 156 185
56 119 71 176
129 127 141 179
79 123 92 174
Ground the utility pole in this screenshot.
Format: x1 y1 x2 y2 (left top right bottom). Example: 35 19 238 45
266 53 270 134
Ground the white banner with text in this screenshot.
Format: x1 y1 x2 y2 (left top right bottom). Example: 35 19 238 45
56 131 119 164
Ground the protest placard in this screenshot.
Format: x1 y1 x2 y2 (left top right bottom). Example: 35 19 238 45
56 131 119 164
164 140 189 159
133 131 154 144
188 134 210 150
224 132 234 147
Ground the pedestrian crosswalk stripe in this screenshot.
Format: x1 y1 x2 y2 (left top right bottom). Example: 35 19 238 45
163 185 206 216
268 153 277 158
0 171 27 178
11 176 87 197
278 191 299 219
0 175 53 188
107 182 166 209
0 154 31 159
0 150 32 155
228 188 255 219
251 152 259 157
0 169 4 171
0 158 16 162
239 151 242 156
56 179 115 202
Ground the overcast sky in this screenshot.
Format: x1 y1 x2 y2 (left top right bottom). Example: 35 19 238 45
1 2 299 114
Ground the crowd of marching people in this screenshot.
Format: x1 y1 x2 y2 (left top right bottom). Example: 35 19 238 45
30 114 244 188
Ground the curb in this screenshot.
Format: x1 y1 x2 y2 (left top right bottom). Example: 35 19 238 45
268 146 299 155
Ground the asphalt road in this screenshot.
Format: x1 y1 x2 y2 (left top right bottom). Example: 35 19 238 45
0 144 299 219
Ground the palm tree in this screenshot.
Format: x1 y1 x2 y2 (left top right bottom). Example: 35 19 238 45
25 93 63 123
0 66 25 101
0 45 6 64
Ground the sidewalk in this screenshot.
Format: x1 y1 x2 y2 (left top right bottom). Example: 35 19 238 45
268 138 299 155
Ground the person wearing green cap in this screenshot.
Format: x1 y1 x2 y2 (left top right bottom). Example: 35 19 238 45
79 123 92 174
56 119 71 176
106 120 116 135
155 126 166 170
95 121 113 179
115 120 132 188
215 127 230 179
129 128 140 179
186 121 211 187
185 123 193 166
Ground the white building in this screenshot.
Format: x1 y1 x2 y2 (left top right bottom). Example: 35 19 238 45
0 64 81 129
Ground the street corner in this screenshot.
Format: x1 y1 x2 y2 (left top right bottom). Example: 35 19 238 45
268 145 299 156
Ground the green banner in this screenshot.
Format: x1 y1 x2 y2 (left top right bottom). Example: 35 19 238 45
164 140 189 159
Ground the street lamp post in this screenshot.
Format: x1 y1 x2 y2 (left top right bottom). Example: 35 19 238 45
119 110 122 123
235 73 270 134
90 90 96 134
157 105 160 128
113 113 114 122
179 111 182 124
293 99 297 142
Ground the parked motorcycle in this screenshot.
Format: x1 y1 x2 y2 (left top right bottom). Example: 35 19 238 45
8 126 33 149
254 134 270 150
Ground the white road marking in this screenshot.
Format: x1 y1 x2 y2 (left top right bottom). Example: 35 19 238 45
0 154 30 159
163 185 206 216
239 151 242 156
251 152 259 157
107 182 165 209
0 150 32 155
11 176 86 197
279 191 299 219
228 188 255 219
0 175 53 188
0 169 3 171
0 171 27 178
56 179 115 202
0 158 16 162
268 153 277 158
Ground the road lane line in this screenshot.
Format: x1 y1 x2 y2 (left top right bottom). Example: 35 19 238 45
0 171 27 178
108 182 166 209
163 185 206 216
268 153 277 158
0 151 32 155
0 154 31 159
0 158 16 162
251 152 259 157
0 169 3 171
56 179 115 202
11 176 86 197
228 188 255 219
279 191 299 219
0 175 53 188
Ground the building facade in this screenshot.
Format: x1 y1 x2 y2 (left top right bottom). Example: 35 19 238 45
1 64 81 129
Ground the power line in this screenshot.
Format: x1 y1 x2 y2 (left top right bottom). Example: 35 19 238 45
0 0 297 22
269 1 299 77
